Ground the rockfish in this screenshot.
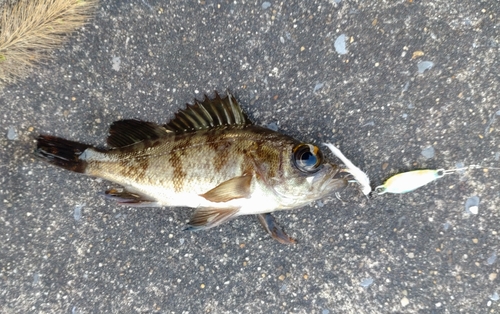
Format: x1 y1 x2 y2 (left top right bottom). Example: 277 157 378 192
35 92 350 244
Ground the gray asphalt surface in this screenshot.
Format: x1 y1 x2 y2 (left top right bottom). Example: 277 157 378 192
1 0 500 313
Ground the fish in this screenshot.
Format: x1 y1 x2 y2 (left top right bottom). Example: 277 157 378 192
35 92 349 244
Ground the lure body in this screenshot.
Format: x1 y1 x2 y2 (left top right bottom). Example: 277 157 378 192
323 143 371 195
375 169 444 194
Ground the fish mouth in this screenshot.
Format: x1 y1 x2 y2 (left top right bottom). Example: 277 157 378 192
313 163 349 196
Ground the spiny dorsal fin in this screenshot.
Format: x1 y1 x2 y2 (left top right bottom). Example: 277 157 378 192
107 119 172 148
164 91 253 133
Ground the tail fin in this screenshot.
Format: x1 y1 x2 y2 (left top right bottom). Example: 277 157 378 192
35 135 93 173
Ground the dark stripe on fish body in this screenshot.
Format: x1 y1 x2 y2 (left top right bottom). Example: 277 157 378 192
117 152 150 181
168 143 188 193
171 153 186 193
210 139 233 172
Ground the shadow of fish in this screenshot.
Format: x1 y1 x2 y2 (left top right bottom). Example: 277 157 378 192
35 92 348 244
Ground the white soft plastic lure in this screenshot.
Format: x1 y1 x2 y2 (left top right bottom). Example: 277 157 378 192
323 143 371 195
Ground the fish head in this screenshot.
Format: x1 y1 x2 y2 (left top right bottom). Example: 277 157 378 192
267 142 347 208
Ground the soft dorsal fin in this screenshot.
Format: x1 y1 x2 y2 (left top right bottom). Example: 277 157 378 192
164 92 253 133
107 119 172 148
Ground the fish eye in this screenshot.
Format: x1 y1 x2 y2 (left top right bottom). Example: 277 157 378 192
292 144 323 173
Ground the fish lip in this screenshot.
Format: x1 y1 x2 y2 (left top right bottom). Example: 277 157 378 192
310 163 348 195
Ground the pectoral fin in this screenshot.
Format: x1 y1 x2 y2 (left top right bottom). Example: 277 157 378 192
185 207 239 230
257 213 296 244
105 188 158 207
200 175 252 203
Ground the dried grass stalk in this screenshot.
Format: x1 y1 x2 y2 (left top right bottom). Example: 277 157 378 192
0 0 98 85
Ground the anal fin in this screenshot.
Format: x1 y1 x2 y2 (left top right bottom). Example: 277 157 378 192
184 207 239 230
257 213 296 244
105 188 158 207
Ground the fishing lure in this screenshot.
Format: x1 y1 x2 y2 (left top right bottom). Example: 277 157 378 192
375 169 447 194
323 143 371 195
375 165 499 195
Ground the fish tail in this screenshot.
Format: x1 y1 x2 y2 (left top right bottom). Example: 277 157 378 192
35 135 92 173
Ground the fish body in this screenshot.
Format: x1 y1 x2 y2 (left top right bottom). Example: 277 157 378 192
36 92 348 243
83 126 340 213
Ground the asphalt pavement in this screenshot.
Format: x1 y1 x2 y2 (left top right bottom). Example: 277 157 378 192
1 0 499 313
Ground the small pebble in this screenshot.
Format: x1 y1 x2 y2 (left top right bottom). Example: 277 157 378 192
465 196 480 214
334 34 348 55
401 297 410 307
402 81 410 92
360 278 374 288
261 1 271 9
313 82 324 92
468 206 478 215
279 284 287 292
266 122 278 131
488 252 497 265
489 273 497 281
322 310 330 314
490 292 499 301
494 152 500 161
179 238 185 245
417 61 434 73
278 274 285 281
443 222 451 231
421 146 435 159
412 51 425 59
74 204 84 221
111 56 121 71
7 126 18 140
